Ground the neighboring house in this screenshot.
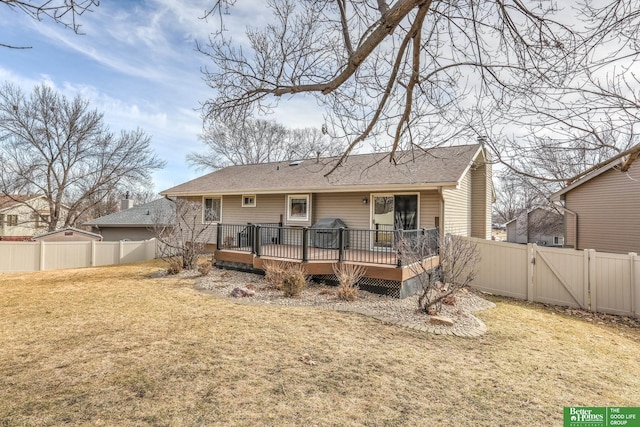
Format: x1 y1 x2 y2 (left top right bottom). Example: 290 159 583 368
32 227 102 242
551 145 640 254
84 198 175 241
505 207 564 247
0 195 67 241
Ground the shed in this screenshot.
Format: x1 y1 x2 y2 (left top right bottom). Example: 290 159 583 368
32 227 102 242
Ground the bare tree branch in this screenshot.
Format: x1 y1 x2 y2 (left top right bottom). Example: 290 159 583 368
1 0 99 49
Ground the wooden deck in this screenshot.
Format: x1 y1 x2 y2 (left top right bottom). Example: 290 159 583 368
215 244 439 283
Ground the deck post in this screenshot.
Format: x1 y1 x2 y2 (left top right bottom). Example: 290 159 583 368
216 223 222 249
302 227 309 262
338 228 345 263
254 224 261 257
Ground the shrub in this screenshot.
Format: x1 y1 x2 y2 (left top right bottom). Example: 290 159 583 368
262 259 287 290
198 260 212 276
333 263 365 302
166 257 183 275
281 264 308 297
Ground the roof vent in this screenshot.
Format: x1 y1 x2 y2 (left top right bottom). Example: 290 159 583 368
289 160 303 166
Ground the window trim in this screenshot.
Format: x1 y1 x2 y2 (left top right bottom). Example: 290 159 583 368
286 194 310 222
202 196 222 224
241 194 256 208
6 214 18 227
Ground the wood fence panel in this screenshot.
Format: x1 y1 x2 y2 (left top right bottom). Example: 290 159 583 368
594 252 633 316
534 246 586 309
470 238 528 299
0 242 39 272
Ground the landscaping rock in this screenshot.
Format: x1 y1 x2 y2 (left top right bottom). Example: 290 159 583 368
429 315 455 326
230 287 255 298
442 295 457 306
196 268 495 337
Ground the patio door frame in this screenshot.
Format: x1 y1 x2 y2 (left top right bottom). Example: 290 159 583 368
369 192 420 250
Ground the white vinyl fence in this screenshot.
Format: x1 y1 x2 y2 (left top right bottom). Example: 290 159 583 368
467 238 640 318
0 239 157 273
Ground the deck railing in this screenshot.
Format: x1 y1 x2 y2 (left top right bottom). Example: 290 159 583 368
216 223 439 266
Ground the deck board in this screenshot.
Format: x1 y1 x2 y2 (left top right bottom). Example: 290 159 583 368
215 244 438 283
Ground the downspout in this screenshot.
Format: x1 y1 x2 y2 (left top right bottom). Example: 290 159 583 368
552 201 578 250
438 186 445 242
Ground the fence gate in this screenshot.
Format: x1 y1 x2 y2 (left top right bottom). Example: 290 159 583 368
469 237 640 318
532 246 588 309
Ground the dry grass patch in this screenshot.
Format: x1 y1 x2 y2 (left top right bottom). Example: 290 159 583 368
0 261 639 426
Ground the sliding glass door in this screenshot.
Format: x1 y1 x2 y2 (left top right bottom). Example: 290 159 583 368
371 194 418 249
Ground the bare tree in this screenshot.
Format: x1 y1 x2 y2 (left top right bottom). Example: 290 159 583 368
187 117 342 171
151 198 215 271
398 232 479 315
200 1 640 182
198 1 590 171
0 82 165 231
493 173 546 225
1 0 99 49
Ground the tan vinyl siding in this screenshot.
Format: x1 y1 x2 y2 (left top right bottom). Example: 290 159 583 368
443 171 472 236
564 164 640 253
176 196 218 245
470 150 492 239
222 194 285 224
313 192 371 229
419 190 440 229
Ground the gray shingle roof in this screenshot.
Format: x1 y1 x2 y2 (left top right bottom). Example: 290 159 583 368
161 144 482 196
84 198 175 227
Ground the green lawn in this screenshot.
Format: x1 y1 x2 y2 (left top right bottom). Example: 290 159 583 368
1 260 638 426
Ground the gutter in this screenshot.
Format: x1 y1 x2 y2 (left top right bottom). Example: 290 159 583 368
552 201 578 250
438 186 445 240
160 182 460 198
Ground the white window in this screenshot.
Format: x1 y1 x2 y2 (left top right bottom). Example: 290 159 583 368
287 194 309 221
242 195 256 208
553 236 564 246
203 197 221 223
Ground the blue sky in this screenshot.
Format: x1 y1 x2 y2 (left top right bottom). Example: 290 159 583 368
0 0 324 194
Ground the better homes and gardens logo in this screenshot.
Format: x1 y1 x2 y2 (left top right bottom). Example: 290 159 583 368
564 407 640 427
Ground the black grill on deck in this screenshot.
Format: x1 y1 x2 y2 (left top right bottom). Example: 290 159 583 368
310 218 348 249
